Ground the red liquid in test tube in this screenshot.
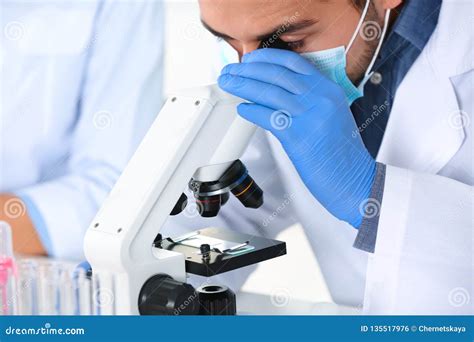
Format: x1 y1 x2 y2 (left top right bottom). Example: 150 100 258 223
0 221 17 315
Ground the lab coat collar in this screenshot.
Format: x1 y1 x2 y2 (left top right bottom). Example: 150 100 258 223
377 0 471 174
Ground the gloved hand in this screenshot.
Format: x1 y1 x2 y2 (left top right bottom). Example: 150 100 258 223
218 48 376 228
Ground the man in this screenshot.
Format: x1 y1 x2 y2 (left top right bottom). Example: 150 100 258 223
0 1 164 259
167 0 472 313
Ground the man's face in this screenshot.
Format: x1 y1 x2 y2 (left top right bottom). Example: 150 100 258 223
199 0 387 82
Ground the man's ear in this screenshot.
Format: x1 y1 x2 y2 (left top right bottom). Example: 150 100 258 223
383 0 402 10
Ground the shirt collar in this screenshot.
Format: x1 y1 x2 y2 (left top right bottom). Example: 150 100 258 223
392 0 442 51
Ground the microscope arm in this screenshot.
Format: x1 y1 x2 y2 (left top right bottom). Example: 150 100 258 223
84 85 257 314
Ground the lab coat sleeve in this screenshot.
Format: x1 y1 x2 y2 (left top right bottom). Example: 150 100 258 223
353 162 386 253
15 1 165 260
364 165 473 314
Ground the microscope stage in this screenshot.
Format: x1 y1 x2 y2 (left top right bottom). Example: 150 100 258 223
156 227 287 277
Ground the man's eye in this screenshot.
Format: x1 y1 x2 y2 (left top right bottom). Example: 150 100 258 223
259 38 303 51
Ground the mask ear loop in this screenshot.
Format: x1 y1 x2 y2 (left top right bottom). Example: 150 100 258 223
363 8 392 79
344 0 392 88
352 9 392 91
346 0 371 53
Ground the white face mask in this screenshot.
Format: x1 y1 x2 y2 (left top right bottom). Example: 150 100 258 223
301 0 391 105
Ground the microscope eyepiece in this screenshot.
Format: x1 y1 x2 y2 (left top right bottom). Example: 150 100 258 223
187 160 263 218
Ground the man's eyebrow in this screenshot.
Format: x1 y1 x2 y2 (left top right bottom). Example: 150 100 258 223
201 19 233 39
201 18 318 41
256 19 319 41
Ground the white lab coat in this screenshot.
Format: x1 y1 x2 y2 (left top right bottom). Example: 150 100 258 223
0 1 164 259
164 0 473 314
363 0 473 314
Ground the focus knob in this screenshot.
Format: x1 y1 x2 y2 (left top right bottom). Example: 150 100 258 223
197 284 236 315
138 275 199 315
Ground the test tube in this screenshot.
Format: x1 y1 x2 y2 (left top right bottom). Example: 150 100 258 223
92 272 116 315
0 221 17 315
38 262 85 315
74 268 92 315
17 259 39 315
58 265 76 315
37 262 62 315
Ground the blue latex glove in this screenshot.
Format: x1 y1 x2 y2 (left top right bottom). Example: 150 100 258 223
218 49 376 228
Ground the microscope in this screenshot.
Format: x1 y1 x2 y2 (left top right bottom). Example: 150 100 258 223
84 85 286 315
